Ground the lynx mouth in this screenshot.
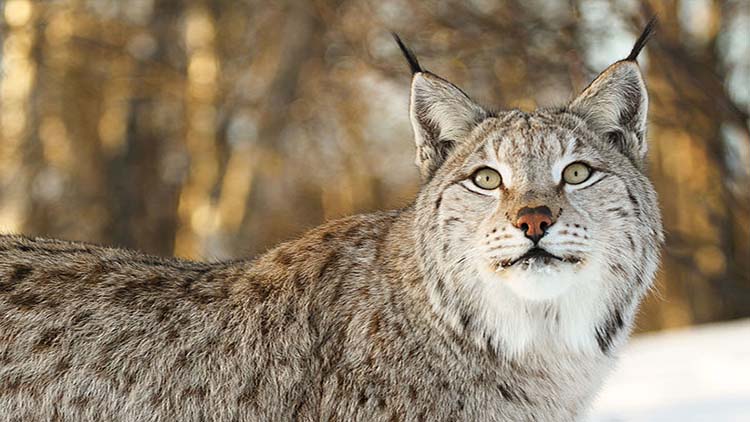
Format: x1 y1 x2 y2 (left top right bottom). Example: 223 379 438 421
498 248 581 269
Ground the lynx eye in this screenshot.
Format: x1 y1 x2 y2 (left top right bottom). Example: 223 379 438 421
563 162 592 185
472 168 502 190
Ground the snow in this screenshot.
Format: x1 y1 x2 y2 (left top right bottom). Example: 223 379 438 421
589 319 750 422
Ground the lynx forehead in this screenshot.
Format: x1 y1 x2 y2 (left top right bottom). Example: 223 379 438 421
1 20 662 422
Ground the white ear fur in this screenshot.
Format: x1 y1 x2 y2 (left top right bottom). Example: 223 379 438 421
569 61 649 163
410 72 487 179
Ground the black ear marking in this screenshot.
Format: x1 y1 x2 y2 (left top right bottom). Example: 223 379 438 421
392 33 423 74
625 17 657 62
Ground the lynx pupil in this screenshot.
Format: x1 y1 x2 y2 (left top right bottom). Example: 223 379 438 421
563 162 591 185
473 168 502 190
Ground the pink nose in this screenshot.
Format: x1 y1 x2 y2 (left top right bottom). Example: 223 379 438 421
514 206 553 243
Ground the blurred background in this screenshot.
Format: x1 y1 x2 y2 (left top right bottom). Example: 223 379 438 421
0 0 748 337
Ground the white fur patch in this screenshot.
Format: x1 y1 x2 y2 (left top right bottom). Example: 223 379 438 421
471 253 609 359
495 261 582 300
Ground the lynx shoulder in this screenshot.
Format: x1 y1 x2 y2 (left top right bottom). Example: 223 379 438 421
1 20 661 422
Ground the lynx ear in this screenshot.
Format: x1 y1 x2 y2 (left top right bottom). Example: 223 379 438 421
394 35 487 179
569 61 649 164
410 73 488 178
569 19 655 165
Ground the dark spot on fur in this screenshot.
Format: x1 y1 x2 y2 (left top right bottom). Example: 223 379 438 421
344 225 361 238
55 357 72 373
191 273 230 304
283 302 297 325
460 312 472 331
434 195 442 210
182 385 207 399
543 307 553 320
443 217 461 225
155 305 173 322
435 277 445 297
626 187 641 218
237 377 260 404
34 327 64 351
166 327 180 342
626 233 636 251
84 262 109 285
369 312 381 337
122 372 137 393
496 382 526 403
174 349 190 368
11 265 32 282
610 263 626 277
318 252 339 280
224 341 238 355
322 231 335 242
4 374 22 391
358 390 368 405
0 265 32 292
596 308 624 354
486 336 498 359
9 291 42 309
275 251 292 266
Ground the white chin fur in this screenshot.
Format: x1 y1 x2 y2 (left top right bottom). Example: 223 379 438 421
497 261 579 301
472 256 609 357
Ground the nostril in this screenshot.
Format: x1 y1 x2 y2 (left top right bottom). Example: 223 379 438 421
520 223 529 234
539 221 548 232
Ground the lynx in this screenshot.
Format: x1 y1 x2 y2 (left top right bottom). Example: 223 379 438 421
0 21 662 422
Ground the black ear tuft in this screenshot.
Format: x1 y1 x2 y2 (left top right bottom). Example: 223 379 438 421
392 33 423 74
625 17 657 61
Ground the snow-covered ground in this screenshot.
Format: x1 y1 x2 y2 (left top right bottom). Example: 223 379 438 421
590 319 750 422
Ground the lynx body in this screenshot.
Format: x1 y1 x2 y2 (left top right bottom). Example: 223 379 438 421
0 23 661 422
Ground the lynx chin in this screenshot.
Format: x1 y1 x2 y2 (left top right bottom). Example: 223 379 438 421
1 20 662 422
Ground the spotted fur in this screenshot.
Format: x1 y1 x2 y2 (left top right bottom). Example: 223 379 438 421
0 24 661 422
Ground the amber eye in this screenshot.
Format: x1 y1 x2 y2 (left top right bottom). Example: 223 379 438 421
472 168 502 190
562 162 592 185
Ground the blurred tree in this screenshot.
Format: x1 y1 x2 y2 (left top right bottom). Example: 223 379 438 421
106 0 186 256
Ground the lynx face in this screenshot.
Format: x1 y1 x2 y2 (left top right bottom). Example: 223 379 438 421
400 35 662 355
438 118 616 301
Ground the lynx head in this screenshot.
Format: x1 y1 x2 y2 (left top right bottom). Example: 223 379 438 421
399 21 663 355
